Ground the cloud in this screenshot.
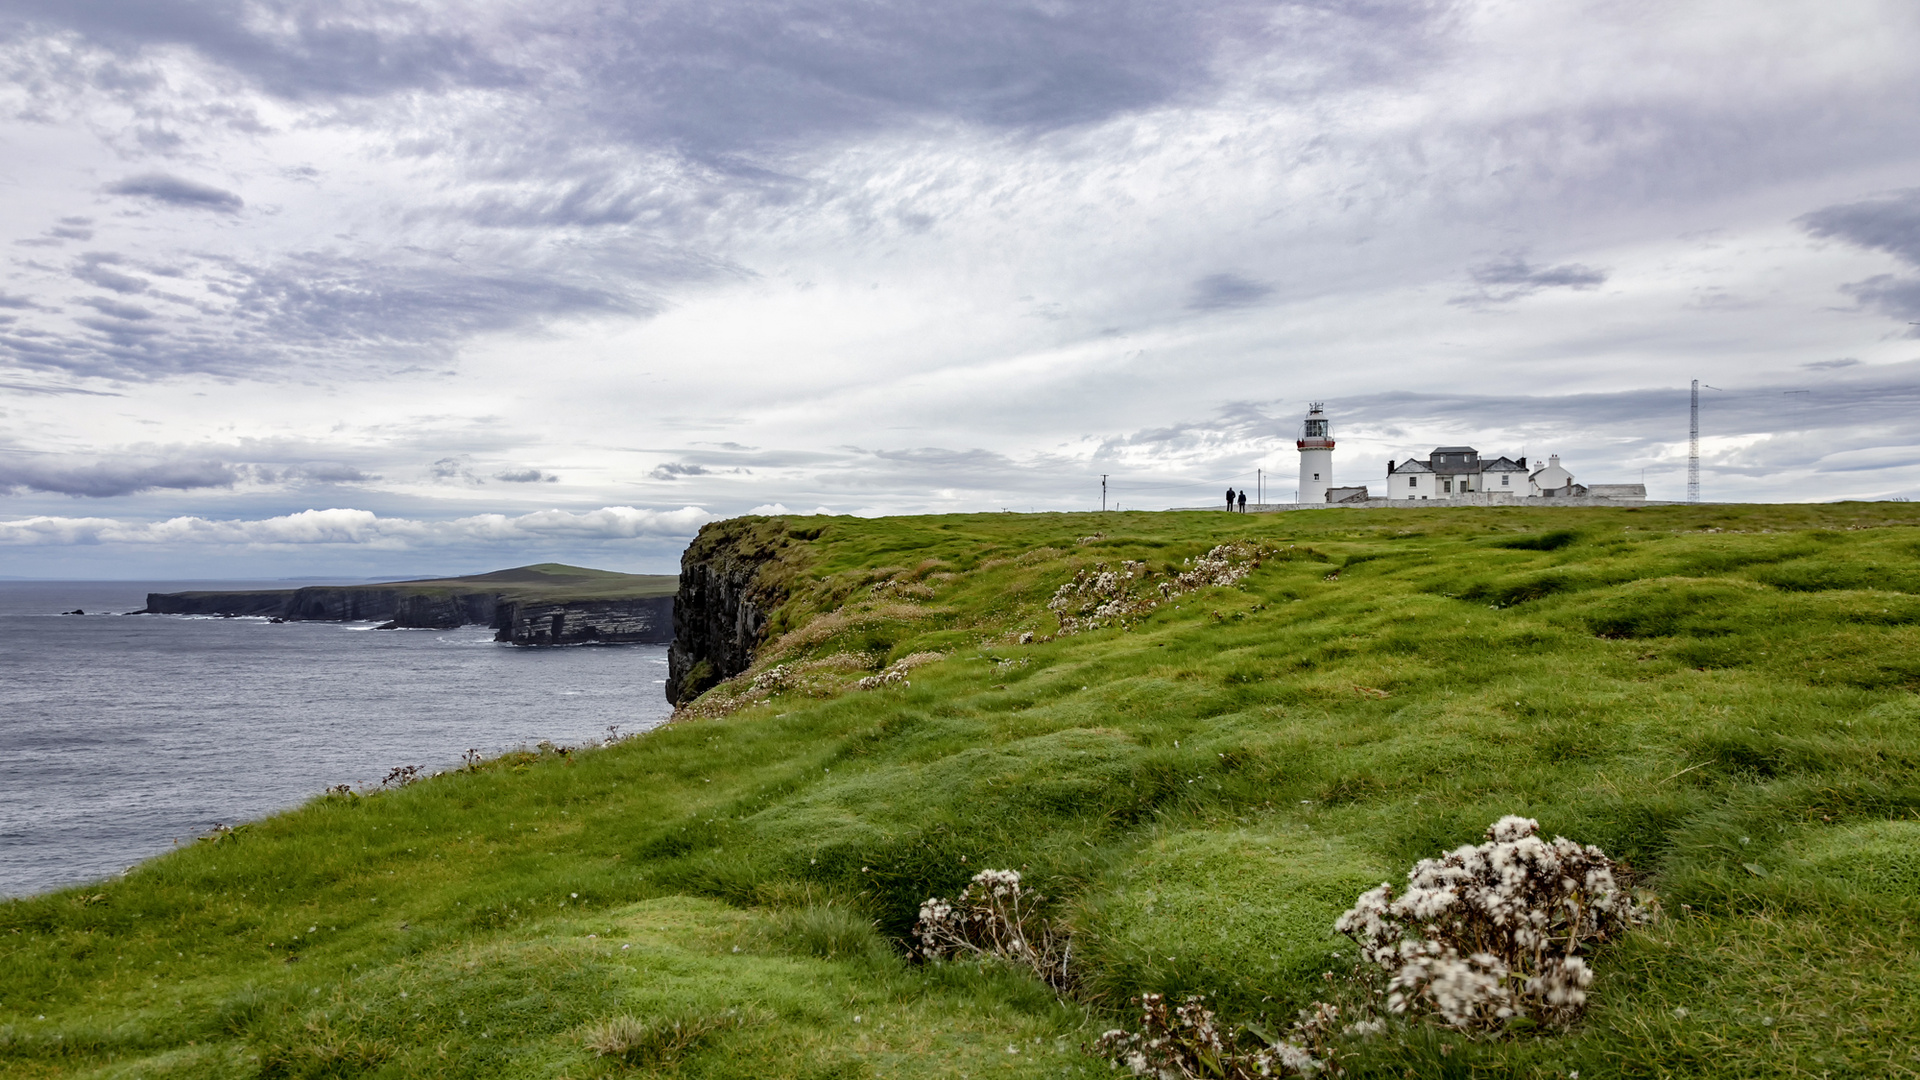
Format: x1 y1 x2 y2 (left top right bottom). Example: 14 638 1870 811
77 296 157 320
493 468 558 482
104 173 245 213
282 463 379 484
1803 358 1861 370
0 455 237 497
429 457 483 484
0 250 645 380
1838 274 1920 324
1798 188 1920 265
1451 255 1608 306
73 254 151 295
0 505 716 547
3 0 521 101
1187 272 1274 311
649 462 710 479
1798 189 1920 331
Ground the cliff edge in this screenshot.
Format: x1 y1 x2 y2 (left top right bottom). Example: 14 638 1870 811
665 517 824 704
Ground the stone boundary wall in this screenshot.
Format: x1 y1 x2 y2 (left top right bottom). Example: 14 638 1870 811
1171 497 1681 512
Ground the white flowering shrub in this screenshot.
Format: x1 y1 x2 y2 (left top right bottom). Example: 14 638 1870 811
1049 543 1293 635
1334 816 1654 1032
1094 993 1329 1078
911 869 1072 990
854 651 946 691
747 664 794 694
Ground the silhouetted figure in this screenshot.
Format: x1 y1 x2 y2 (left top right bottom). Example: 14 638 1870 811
1225 487 1236 511
1238 490 1247 512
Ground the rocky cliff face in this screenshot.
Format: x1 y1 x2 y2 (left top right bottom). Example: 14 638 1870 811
144 587 497 627
284 588 502 627
665 517 820 704
143 587 672 644
494 597 673 645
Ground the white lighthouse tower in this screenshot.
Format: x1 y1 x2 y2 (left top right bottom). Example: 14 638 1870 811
1296 402 1333 505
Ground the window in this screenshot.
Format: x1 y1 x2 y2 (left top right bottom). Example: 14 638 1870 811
1443 479 1452 493
1313 473 1320 480
1408 476 1418 488
1501 475 1509 486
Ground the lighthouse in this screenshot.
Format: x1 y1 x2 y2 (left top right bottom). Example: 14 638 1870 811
1296 402 1333 504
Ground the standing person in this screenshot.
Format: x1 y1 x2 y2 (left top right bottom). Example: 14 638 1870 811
1225 487 1236 511
1238 490 1248 513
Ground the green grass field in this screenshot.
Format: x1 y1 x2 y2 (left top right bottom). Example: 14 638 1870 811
5 504 1919 1079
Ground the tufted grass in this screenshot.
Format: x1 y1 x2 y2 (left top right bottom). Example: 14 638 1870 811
5 501 1920 1078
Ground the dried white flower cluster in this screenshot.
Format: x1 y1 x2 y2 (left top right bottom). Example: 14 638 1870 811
1095 993 1326 1079
747 664 794 693
911 868 1071 990
1049 544 1275 635
854 651 946 691
870 577 934 600
1334 816 1654 1031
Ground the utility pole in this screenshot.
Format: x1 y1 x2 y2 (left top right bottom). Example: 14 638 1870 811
1688 380 1700 503
1101 474 1108 512
1257 468 1262 506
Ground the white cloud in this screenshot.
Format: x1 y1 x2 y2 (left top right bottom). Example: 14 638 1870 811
0 506 715 548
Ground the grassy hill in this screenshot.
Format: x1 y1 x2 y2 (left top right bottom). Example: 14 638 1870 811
5 504 1919 1079
376 563 679 601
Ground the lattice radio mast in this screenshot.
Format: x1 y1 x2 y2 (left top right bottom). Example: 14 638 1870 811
1688 379 1700 503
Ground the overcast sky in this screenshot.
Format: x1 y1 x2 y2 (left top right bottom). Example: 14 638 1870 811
3 0 1919 578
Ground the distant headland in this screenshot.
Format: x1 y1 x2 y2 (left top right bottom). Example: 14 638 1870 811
140 563 674 646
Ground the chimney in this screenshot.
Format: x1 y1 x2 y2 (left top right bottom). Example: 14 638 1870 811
1387 460 1396 475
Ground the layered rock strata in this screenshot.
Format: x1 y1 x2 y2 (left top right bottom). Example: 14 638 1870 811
143 570 674 646
665 517 820 704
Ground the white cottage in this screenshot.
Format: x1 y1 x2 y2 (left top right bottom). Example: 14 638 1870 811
1386 447 1530 501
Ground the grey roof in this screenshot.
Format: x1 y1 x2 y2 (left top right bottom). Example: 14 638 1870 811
1586 484 1647 498
1481 456 1526 471
1432 445 1478 454
1394 458 1433 473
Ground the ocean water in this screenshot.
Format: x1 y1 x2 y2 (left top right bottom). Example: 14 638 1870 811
0 580 675 898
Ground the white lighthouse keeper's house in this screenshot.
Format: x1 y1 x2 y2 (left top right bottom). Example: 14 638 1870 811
1297 403 1334 504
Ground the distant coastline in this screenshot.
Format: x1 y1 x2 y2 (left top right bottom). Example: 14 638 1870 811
142 563 675 646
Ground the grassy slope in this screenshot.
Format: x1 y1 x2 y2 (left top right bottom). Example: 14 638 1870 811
5 505 1920 1079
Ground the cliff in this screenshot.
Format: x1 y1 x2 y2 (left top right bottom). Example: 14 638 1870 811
665 517 824 703
143 563 676 646
494 596 673 645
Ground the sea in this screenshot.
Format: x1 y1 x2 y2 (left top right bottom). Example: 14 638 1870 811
0 580 675 898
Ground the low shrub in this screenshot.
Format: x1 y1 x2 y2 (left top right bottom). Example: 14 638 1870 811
1335 815 1653 1031
912 869 1071 991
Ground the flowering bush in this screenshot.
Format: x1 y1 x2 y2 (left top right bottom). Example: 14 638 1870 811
1049 543 1288 635
911 869 1071 990
854 651 946 690
747 664 794 694
1334 816 1654 1031
1094 994 1328 1078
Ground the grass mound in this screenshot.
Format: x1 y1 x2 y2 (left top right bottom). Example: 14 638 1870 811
5 502 1920 1078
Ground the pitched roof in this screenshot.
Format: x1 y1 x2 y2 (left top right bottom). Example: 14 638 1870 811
1394 458 1433 473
